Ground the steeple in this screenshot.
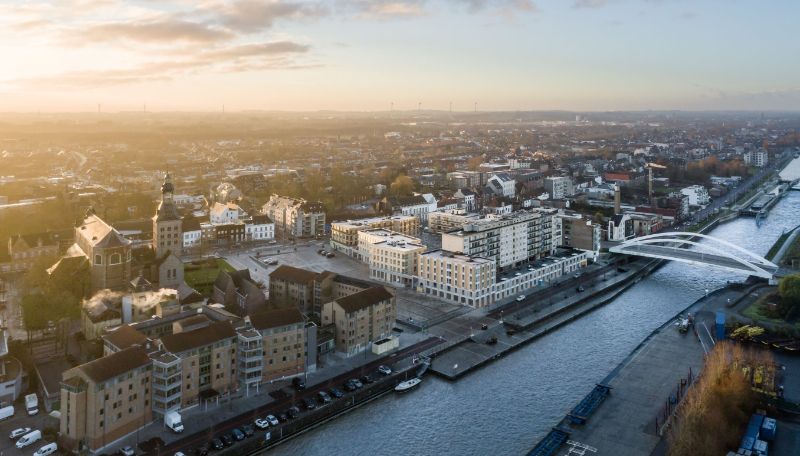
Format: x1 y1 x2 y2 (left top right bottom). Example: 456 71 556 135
161 173 174 203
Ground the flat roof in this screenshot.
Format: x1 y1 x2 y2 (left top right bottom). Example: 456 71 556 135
420 249 494 265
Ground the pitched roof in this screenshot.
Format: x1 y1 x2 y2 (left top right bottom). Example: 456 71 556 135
103 324 150 351
335 286 393 313
159 320 236 353
251 214 272 224
269 265 317 283
249 307 304 330
77 214 131 249
78 346 151 383
182 216 202 232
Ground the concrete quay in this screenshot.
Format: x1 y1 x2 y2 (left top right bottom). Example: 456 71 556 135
427 259 661 380
525 287 760 456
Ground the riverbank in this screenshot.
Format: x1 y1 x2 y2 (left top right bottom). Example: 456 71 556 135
528 285 758 456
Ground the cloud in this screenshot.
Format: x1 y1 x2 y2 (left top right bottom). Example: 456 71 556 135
12 39 312 89
573 0 609 8
208 0 327 33
74 18 235 44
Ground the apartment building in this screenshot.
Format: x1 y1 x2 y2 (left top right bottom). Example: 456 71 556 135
158 320 238 408
212 269 267 317
262 194 325 239
744 149 769 167
357 229 426 287
321 286 396 356
330 215 420 258
680 185 711 206
544 176 574 200
60 346 153 451
416 250 496 308
268 265 318 314
486 173 516 197
427 210 480 234
249 307 307 382
441 210 556 271
555 212 601 253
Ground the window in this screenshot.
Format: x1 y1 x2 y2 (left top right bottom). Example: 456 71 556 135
94 254 102 265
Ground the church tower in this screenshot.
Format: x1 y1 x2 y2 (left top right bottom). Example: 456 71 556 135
153 173 183 257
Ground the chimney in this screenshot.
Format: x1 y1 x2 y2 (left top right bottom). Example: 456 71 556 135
614 184 621 215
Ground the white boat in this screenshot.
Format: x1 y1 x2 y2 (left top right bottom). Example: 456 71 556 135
394 378 421 393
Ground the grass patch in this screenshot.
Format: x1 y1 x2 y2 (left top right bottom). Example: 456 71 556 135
184 258 236 297
781 229 800 267
765 230 791 261
741 301 787 326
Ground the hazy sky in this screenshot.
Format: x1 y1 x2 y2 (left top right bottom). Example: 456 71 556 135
1 0 798 112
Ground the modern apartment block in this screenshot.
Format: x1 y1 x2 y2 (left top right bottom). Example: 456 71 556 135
357 229 426 287
262 194 325 239
321 286 396 356
427 210 480 234
544 176 574 200
330 215 420 258
416 250 496 307
441 210 556 271
60 346 153 451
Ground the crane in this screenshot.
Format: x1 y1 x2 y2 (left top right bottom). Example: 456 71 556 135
645 162 667 206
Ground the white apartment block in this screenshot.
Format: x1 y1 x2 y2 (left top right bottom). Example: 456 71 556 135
427 210 480 234
743 149 769 168
545 176 574 200
330 215 419 258
486 173 516 197
357 229 426 287
441 210 556 270
262 194 326 239
680 185 711 206
415 249 592 308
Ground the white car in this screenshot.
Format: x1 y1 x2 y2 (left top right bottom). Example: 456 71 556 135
174 452 185 456
120 446 135 456
9 427 31 439
255 418 270 429
34 443 57 456
377 365 392 376
266 414 279 426
516 295 526 302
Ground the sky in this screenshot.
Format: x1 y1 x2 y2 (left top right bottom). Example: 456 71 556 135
0 0 798 112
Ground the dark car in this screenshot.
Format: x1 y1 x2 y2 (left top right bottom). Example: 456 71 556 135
287 406 300 419
231 428 245 441
326 252 335 258
317 391 332 403
194 445 209 456
292 377 306 390
241 424 255 437
302 397 317 410
361 374 375 384
329 387 344 398
576 286 585 292
343 381 357 392
480 323 488 330
277 413 288 422
221 433 234 447
211 438 224 451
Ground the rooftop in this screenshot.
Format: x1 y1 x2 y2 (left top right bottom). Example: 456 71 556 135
78 346 151 383
103 324 150 351
159 320 236 353
269 264 318 283
335 286 393 313
249 307 305 330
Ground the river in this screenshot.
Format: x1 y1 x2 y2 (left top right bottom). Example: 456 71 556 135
271 191 800 456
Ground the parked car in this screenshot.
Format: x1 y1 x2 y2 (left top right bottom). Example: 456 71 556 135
351 379 363 388
277 413 288 422
266 414 279 426
326 252 335 258
33 443 58 456
221 433 234 447
241 424 255 437
120 446 135 456
360 374 375 384
287 406 300 419
292 377 306 390
302 397 317 410
576 286 585 292
516 295 526 302
480 323 489 330
343 381 357 392
377 365 392 376
329 387 344 398
231 428 245 441
255 418 270 429
9 427 32 439
211 438 224 451
317 391 332 404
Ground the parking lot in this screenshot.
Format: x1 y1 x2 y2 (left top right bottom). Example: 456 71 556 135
0 408 59 456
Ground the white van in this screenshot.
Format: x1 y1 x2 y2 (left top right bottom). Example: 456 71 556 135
0 405 14 421
34 442 57 456
16 429 41 449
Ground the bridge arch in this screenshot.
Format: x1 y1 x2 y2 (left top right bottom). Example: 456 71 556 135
609 232 778 279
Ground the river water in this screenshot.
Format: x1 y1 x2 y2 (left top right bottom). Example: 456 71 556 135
272 191 800 456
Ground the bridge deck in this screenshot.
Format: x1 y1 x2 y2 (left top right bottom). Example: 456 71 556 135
609 244 777 278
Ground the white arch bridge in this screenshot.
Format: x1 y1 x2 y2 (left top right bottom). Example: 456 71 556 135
609 232 779 279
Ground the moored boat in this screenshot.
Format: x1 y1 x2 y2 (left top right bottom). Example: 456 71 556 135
395 377 421 393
